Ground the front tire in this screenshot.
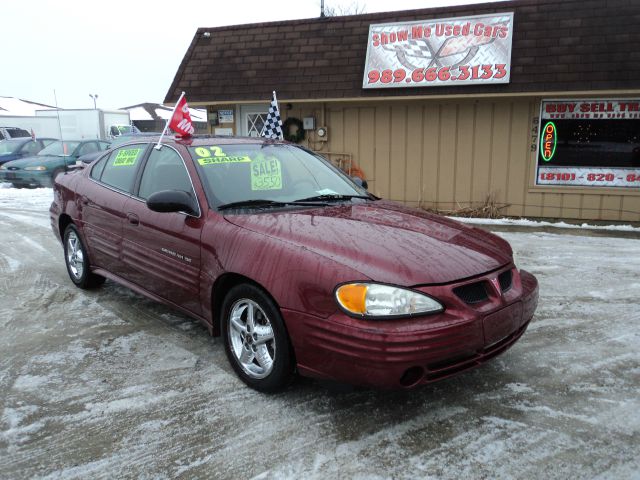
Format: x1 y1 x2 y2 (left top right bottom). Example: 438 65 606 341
221 284 295 392
63 224 105 289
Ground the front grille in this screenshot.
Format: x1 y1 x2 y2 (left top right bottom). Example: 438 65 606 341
453 282 488 304
498 270 513 293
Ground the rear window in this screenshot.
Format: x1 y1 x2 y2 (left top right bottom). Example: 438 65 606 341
5 128 30 138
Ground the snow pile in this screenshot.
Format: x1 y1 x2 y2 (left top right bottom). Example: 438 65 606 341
449 216 639 231
0 186 53 210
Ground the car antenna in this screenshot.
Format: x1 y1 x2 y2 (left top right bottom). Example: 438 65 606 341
53 89 64 143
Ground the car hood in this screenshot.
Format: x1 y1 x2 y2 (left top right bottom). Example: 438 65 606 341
224 200 512 286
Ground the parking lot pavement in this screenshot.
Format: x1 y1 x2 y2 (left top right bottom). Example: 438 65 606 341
1 188 639 479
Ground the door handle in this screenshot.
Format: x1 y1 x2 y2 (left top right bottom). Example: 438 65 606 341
127 213 139 226
80 196 90 206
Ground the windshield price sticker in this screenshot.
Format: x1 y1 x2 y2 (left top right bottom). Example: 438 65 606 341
198 156 252 165
113 148 140 167
251 158 282 191
194 146 226 158
194 145 252 165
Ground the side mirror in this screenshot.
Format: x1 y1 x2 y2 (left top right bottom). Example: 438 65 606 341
352 176 368 190
147 190 198 216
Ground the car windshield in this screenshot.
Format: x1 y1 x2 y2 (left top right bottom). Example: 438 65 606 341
189 143 369 209
0 140 24 155
38 141 81 156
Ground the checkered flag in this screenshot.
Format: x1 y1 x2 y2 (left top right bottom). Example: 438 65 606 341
261 91 283 140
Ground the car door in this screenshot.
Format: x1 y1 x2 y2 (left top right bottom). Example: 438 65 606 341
121 145 204 315
77 143 149 276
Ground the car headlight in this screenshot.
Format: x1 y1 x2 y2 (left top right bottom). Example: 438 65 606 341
335 283 443 318
24 166 47 171
0 165 7 170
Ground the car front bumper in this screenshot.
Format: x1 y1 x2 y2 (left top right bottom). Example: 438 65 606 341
0 169 52 187
284 267 539 389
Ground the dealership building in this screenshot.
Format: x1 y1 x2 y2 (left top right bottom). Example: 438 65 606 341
166 0 640 222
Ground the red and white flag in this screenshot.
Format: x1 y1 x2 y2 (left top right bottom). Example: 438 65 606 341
169 94 195 137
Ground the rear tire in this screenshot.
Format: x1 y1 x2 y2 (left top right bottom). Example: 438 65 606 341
221 284 295 392
63 224 105 289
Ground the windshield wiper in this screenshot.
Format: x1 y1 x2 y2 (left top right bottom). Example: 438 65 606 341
294 193 373 202
218 199 328 211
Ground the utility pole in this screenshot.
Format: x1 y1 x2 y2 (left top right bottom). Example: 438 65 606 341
89 94 98 109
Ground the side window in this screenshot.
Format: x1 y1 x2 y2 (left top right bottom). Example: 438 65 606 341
98 145 146 193
22 141 40 155
90 156 108 180
99 141 111 151
138 147 194 200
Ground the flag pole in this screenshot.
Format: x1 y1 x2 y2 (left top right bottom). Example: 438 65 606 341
155 91 185 150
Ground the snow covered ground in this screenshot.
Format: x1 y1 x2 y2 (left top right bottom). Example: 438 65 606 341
0 186 639 479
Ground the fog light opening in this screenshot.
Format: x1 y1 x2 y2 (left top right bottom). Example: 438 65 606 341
399 366 424 387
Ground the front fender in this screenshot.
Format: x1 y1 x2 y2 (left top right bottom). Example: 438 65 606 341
201 213 369 319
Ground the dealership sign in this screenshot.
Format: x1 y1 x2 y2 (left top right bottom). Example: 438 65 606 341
542 100 640 120
536 99 640 188
363 12 514 89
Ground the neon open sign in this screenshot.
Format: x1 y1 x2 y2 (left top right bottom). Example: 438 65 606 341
540 121 557 161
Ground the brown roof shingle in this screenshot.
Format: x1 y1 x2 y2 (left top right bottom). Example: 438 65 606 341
165 0 640 103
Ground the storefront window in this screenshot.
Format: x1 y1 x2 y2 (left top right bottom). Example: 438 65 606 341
536 99 640 188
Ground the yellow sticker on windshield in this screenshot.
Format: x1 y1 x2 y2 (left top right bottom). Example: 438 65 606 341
251 158 282 191
198 156 252 165
113 148 140 167
194 146 226 158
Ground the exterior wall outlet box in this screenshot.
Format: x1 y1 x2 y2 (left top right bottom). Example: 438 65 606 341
316 126 328 141
303 117 315 130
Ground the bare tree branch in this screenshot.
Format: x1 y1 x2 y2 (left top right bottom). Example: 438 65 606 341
321 1 367 17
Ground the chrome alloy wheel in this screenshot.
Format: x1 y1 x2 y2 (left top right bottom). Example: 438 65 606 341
228 299 276 379
66 230 84 280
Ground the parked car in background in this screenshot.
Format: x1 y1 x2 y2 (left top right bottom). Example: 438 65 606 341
109 124 141 138
0 127 31 141
49 135 539 392
0 139 110 187
0 138 57 165
108 132 163 148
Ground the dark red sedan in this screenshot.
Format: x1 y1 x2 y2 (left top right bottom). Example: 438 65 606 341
50 136 538 392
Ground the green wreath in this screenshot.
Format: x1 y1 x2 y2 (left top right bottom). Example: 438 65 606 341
282 117 305 143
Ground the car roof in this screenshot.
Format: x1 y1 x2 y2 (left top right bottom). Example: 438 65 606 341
50 139 102 143
113 134 289 147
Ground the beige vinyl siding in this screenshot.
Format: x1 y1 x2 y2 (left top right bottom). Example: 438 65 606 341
317 98 640 222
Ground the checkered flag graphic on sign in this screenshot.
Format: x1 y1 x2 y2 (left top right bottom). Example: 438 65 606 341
261 91 283 140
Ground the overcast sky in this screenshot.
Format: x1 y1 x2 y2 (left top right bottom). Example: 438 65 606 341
2 0 501 109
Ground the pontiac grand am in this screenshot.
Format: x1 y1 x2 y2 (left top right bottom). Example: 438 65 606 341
50 136 538 392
